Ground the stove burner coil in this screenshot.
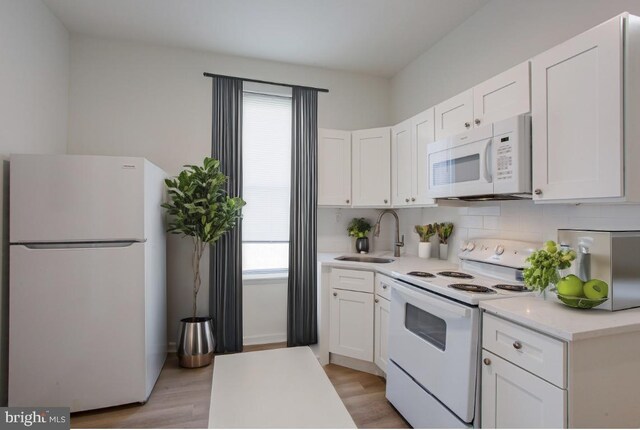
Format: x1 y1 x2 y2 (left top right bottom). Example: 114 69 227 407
407 271 435 278
492 284 529 292
448 283 496 293
438 271 474 279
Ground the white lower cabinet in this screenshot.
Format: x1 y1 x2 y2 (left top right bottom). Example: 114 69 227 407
374 295 390 372
329 273 374 361
481 350 566 429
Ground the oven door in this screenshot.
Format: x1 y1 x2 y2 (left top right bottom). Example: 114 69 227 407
427 130 494 198
389 280 480 423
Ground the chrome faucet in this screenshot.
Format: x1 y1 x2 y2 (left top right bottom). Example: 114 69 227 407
373 209 404 257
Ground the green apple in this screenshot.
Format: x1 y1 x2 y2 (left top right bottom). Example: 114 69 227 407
583 279 608 299
556 275 584 297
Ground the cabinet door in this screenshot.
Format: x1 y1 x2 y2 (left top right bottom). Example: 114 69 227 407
531 15 623 201
352 127 391 207
481 351 566 429
434 89 473 140
374 296 390 373
410 108 437 205
391 120 413 207
473 61 530 127
329 288 374 361
318 129 352 206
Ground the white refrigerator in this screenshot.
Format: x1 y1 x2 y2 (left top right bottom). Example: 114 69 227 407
8 154 167 412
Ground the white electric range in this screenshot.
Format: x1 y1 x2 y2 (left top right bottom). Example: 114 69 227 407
386 238 538 428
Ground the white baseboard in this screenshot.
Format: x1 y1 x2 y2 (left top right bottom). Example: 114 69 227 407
243 333 286 346
330 353 385 377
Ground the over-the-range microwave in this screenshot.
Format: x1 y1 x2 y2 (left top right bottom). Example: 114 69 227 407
427 114 531 201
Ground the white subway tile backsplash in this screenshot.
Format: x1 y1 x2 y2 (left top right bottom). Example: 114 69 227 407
467 205 501 216
459 215 484 229
483 216 500 230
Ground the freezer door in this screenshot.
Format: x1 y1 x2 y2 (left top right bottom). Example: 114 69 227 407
10 154 145 242
8 243 147 412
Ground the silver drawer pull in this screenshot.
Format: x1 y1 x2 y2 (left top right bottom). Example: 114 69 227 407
382 285 388 289
375 298 379 303
483 358 491 365
333 292 338 297
513 341 522 350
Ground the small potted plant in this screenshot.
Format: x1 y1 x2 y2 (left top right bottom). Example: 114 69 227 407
162 157 245 368
415 224 436 259
523 240 576 299
348 218 372 254
435 222 454 260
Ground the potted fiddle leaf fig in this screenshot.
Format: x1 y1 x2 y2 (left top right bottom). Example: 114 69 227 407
162 157 245 368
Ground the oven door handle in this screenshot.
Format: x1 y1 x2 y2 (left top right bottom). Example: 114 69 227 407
391 283 470 318
483 138 493 183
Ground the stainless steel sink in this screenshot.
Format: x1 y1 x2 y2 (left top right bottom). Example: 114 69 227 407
334 255 395 263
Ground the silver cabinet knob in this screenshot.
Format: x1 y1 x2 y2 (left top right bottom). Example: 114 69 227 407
382 284 388 289
375 298 379 303
483 358 491 365
513 341 522 350
475 118 481 125
411 197 416 202
465 122 471 128
384 199 388 204
346 199 350 204
333 292 337 297
405 198 410 203
534 189 542 195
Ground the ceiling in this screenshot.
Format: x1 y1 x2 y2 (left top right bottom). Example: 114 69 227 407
43 0 489 77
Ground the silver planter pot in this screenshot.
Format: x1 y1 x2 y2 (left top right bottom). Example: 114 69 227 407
177 317 215 368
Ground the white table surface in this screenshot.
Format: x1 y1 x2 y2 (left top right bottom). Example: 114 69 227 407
209 346 356 429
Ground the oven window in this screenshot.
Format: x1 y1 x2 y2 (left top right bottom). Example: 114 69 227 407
432 154 480 186
405 303 447 351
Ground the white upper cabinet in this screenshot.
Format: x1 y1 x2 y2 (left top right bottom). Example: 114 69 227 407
434 89 474 141
434 61 530 141
531 14 639 203
318 129 352 206
391 119 413 206
473 62 530 127
411 108 437 206
352 127 391 207
391 109 437 207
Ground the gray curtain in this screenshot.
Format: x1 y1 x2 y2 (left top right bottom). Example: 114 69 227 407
287 87 318 346
210 77 244 353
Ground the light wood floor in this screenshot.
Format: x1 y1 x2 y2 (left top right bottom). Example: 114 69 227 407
71 343 408 429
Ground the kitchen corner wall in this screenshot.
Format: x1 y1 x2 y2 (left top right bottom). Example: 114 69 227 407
66 35 392 348
0 0 70 405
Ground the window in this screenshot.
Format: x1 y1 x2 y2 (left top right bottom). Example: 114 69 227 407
242 83 292 274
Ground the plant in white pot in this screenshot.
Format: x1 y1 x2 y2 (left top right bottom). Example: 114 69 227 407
162 157 245 368
415 224 436 259
435 222 454 260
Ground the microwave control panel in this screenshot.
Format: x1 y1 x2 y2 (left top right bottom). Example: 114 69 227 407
495 134 514 182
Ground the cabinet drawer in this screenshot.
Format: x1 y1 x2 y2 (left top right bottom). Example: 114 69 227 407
331 268 374 293
483 313 566 388
375 274 393 300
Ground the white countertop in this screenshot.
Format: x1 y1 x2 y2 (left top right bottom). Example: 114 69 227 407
318 251 456 277
480 295 640 342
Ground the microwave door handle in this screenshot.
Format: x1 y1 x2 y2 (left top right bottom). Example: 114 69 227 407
483 139 493 183
391 283 470 318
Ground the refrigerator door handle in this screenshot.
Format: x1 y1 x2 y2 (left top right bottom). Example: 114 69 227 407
19 240 143 250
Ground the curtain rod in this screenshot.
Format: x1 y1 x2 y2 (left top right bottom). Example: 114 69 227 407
203 72 329 93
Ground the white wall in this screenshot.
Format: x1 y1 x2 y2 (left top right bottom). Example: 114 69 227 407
242 278 288 345
0 0 69 406
391 0 640 122
66 35 392 346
